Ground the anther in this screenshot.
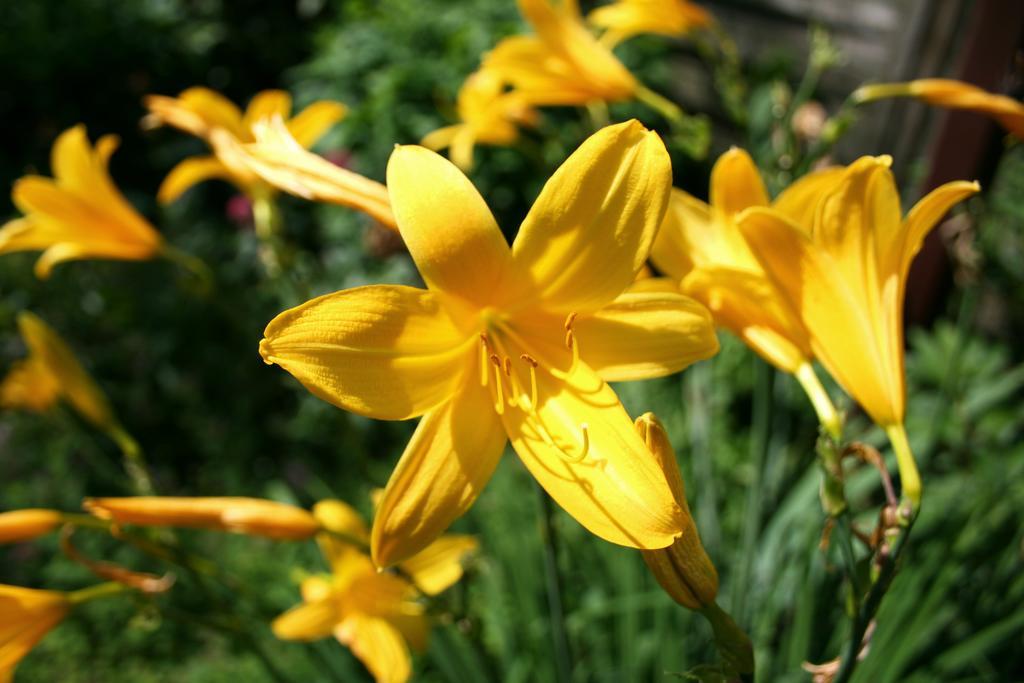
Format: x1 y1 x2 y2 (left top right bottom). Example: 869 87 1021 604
521 354 539 408
564 312 578 331
503 357 512 377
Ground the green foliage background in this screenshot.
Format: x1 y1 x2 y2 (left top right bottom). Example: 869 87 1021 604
1 1 1022 681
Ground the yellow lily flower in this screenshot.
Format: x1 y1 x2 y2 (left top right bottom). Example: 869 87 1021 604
0 125 164 279
853 78 1024 139
0 585 70 682
233 118 397 229
633 414 717 610
484 0 637 106
736 156 979 506
273 500 476 683
83 497 321 540
421 69 540 171
589 0 713 47
143 87 347 203
650 148 842 437
1 312 125 439
0 510 62 545
260 120 719 566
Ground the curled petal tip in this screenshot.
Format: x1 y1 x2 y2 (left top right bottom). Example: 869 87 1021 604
258 338 276 365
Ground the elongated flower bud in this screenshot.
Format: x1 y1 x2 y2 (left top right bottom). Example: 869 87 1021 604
83 497 320 540
634 413 718 609
0 509 62 544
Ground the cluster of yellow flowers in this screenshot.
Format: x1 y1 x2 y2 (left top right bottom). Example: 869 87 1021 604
3 0 1023 680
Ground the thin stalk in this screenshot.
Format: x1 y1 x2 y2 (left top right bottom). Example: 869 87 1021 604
535 485 572 683
585 101 610 131
794 363 842 441
832 513 864 599
162 244 213 295
67 580 130 605
884 423 921 512
731 358 774 622
106 424 155 495
686 363 721 555
832 521 914 683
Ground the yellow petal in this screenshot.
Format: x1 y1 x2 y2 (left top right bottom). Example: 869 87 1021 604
738 208 900 425
244 119 396 228
682 266 811 373
625 276 682 295
336 614 412 683
512 120 671 313
156 156 235 204
0 356 61 412
17 312 117 430
312 499 369 572
260 285 472 421
242 90 293 131
144 87 247 140
0 586 69 679
398 535 478 596
770 166 845 230
448 127 477 172
386 145 515 307
519 0 636 102
890 180 980 281
0 218 56 254
484 36 601 107
0 510 63 544
84 497 319 539
420 125 460 152
709 147 769 219
574 290 718 381
272 598 339 641
372 375 506 567
502 361 685 549
287 101 348 148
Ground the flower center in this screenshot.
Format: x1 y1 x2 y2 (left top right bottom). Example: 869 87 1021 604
478 311 588 463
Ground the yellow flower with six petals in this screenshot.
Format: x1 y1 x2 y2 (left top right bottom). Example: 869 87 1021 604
650 148 842 436
260 120 719 566
0 125 165 278
143 87 346 203
421 69 540 170
485 0 637 107
272 500 476 683
736 156 979 506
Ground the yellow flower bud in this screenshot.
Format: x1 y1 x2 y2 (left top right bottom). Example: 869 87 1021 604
83 497 320 540
634 413 718 609
0 509 63 544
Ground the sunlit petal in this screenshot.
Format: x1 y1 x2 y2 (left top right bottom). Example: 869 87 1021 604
336 614 411 683
260 285 472 421
372 376 506 567
575 290 718 381
709 147 769 219
502 361 685 549
512 120 671 313
156 155 235 204
286 101 348 148
387 145 515 306
399 535 478 596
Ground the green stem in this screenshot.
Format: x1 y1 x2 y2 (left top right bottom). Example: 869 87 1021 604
585 101 610 131
884 423 921 512
68 580 131 605
832 521 914 683
832 513 864 599
635 84 688 126
162 245 213 295
701 601 755 680
794 363 842 441
732 359 773 622
106 424 156 496
536 485 572 683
